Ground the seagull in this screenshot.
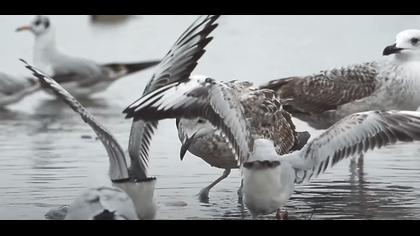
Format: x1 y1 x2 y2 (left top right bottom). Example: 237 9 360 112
176 112 309 202
16 15 161 98
121 15 243 202
260 29 420 130
22 60 157 220
122 72 420 219
121 19 420 219
0 72 40 107
121 14 308 204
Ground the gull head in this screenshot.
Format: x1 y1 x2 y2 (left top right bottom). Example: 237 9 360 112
383 29 420 60
176 118 215 161
16 15 52 36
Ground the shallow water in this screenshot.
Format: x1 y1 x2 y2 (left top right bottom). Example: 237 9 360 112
1 15 420 220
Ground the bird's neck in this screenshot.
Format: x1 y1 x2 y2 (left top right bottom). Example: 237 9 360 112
113 180 157 220
249 139 279 162
33 29 59 69
393 53 420 64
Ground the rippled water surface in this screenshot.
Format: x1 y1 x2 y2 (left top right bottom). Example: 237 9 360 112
1 15 420 220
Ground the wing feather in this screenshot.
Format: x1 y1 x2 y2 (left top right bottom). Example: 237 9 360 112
21 59 130 181
125 77 253 164
123 15 220 173
283 110 420 183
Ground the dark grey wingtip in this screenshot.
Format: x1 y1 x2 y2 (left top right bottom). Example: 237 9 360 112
292 131 311 151
93 209 116 220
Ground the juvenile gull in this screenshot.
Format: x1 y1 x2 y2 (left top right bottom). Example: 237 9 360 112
0 72 40 107
22 60 157 220
176 106 309 202
123 15 241 201
260 29 420 130
17 15 160 98
123 14 309 203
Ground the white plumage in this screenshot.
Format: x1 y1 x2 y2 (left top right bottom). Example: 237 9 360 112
22 60 157 220
17 15 160 98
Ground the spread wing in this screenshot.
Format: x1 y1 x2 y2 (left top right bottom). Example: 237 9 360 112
21 59 131 181
124 77 253 164
260 62 379 114
123 15 220 176
282 110 420 183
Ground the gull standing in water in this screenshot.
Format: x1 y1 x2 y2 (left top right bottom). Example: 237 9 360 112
125 72 420 220
123 14 309 202
17 15 160 98
176 108 309 202
0 72 40 107
122 15 265 202
122 18 420 219
22 60 157 220
260 29 420 130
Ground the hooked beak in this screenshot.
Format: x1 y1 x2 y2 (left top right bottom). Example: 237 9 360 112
180 133 197 161
16 25 32 32
383 43 404 56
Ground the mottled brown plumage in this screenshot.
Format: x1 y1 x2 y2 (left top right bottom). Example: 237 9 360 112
236 84 298 156
260 62 381 129
263 62 378 114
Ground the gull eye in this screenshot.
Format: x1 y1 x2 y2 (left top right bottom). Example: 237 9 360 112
34 20 41 26
411 37 419 46
44 20 50 28
197 119 206 124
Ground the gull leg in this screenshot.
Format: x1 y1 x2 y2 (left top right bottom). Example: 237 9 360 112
357 153 364 169
350 154 357 165
237 179 243 204
198 168 231 202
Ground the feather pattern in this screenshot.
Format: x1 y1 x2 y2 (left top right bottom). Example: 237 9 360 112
282 110 420 183
21 59 131 181
123 15 220 173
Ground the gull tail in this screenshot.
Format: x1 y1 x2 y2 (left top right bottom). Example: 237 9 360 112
102 60 161 80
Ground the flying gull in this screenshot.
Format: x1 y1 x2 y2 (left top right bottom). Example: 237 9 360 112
17 15 160 98
22 60 157 220
260 29 420 130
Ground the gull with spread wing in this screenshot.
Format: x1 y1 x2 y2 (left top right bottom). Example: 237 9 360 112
22 60 157 220
123 15 262 202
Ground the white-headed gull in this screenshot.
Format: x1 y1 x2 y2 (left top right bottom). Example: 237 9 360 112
17 15 160 98
260 29 420 130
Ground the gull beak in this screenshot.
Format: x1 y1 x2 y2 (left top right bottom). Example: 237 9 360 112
383 43 404 56
180 133 197 161
16 25 32 32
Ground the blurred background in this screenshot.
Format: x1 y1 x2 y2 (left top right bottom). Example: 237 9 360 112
1 15 420 219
